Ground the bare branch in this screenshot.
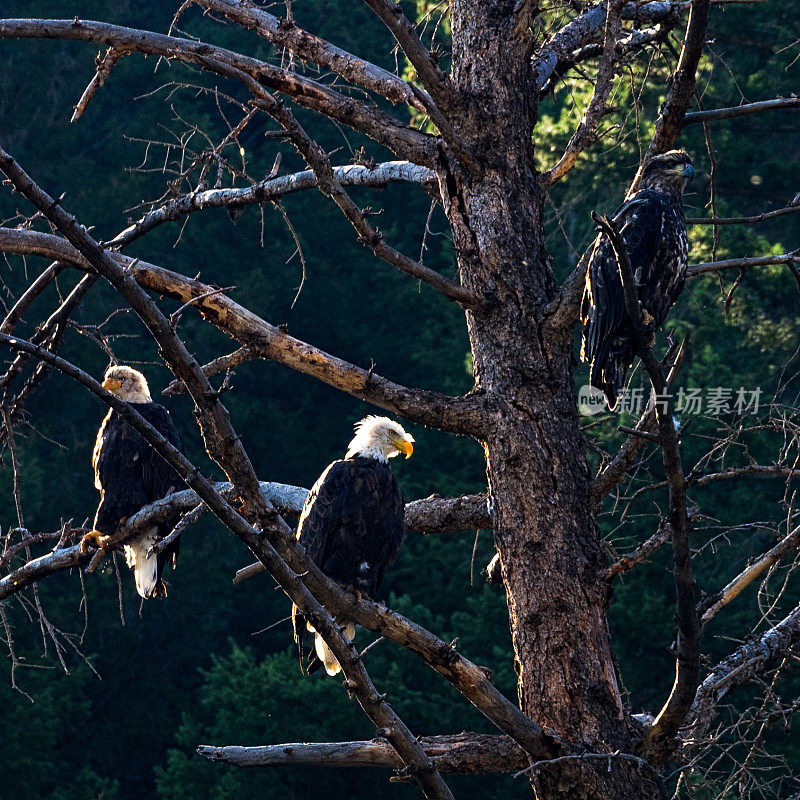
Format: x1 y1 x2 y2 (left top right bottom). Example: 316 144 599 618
192 0 424 109
682 96 800 126
603 522 672 580
197 733 529 774
404 493 490 533
588 340 687 507
543 0 624 186
360 0 456 111
0 18 437 165
687 251 800 277
686 203 800 226
70 46 125 122
700 523 800 624
0 228 488 436
109 161 436 249
0 260 67 333
686 600 800 741
641 0 711 162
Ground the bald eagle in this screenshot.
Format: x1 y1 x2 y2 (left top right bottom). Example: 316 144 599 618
292 416 413 676
84 366 185 598
580 150 694 409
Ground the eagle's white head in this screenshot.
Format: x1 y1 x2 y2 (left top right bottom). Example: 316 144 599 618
345 416 414 463
102 365 153 404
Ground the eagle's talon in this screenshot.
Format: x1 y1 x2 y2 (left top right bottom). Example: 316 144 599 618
80 530 110 554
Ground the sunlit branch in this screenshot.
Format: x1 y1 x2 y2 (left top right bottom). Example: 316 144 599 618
109 161 436 249
0 228 488 436
197 733 529 774
682 97 800 126
687 251 800 277
699 523 800 624
70 46 125 122
543 0 625 186
686 600 800 741
193 0 425 109
531 0 689 94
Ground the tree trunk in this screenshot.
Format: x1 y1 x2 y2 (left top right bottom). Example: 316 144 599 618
438 3 664 797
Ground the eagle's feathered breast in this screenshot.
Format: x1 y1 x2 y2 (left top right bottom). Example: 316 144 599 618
93 402 184 597
296 456 404 597
93 403 184 533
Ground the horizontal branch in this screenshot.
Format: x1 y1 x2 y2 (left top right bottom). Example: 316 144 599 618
0 228 488 436
628 464 800 501
0 18 436 165
682 96 800 126
687 251 799 277
0 485 488 597
686 204 800 226
0 542 90 600
234 492 492 583
197 732 529 774
109 161 436 248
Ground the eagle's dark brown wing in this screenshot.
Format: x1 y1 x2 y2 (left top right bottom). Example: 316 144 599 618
581 189 679 408
292 457 404 672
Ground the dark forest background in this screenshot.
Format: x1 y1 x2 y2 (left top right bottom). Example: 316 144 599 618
0 1 798 797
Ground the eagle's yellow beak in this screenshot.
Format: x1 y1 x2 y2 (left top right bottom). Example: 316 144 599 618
395 439 414 459
103 378 122 391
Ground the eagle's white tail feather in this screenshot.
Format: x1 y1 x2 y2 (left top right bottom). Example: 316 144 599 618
124 529 160 599
312 622 356 676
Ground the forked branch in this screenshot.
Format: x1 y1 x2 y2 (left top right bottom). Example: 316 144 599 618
591 213 699 761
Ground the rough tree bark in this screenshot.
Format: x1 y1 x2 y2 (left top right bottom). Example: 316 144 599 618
428 4 641 796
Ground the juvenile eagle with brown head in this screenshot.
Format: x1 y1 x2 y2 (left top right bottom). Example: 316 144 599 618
580 150 694 409
292 416 413 676
84 366 185 599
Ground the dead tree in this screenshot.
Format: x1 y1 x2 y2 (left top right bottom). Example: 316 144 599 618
0 2 799 798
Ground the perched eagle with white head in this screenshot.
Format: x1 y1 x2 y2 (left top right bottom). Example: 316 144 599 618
84 366 185 598
580 150 694 409
292 415 413 676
